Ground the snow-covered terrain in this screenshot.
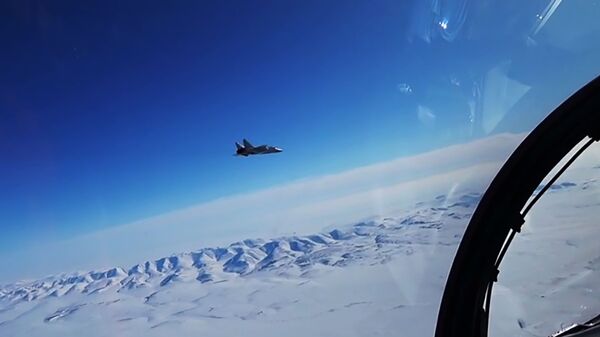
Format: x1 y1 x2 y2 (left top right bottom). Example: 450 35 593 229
0 186 479 336
0 191 477 337
490 150 600 337
1 159 598 337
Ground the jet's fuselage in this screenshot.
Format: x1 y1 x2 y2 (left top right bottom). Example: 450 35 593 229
235 141 282 156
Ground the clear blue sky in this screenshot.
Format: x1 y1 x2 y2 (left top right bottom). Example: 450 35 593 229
1 1 597 254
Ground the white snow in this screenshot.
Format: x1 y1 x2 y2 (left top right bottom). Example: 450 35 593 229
489 142 600 337
0 138 598 337
0 191 476 337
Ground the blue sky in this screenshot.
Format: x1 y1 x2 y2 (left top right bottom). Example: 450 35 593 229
1 1 598 262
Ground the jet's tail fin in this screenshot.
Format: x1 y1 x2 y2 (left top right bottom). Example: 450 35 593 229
235 142 243 150
242 139 254 149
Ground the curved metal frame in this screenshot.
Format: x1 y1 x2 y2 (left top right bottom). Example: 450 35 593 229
435 76 600 337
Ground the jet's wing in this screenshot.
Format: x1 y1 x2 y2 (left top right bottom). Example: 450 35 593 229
235 142 243 150
243 139 254 148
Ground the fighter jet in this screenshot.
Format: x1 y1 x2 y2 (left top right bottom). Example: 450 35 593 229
235 139 282 157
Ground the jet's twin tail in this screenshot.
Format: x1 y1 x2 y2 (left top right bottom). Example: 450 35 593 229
242 139 254 149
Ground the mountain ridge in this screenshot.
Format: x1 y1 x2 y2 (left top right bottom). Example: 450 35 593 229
0 192 482 304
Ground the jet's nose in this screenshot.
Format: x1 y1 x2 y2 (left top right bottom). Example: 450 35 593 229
274 147 282 152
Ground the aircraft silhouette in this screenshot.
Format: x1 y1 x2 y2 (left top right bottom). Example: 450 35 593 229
235 139 282 157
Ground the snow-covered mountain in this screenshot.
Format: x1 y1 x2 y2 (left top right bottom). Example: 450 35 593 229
0 191 480 337
0 167 599 337
0 192 479 305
